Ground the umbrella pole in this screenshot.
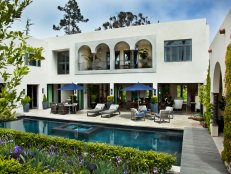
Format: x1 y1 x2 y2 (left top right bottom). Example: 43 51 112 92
137 91 140 109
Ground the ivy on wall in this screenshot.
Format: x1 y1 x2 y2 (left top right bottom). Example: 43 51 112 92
222 43 231 162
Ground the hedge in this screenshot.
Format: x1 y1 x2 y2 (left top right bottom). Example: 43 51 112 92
222 43 231 163
0 128 176 173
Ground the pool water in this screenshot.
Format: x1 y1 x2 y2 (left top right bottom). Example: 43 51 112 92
65 124 93 131
0 117 183 165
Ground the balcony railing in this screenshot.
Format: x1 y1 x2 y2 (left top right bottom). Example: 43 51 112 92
78 60 152 71
79 61 110 71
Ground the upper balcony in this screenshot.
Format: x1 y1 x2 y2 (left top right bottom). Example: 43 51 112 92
77 38 154 74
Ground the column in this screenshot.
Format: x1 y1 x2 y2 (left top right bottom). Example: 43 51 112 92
83 84 88 109
110 47 115 70
110 83 114 96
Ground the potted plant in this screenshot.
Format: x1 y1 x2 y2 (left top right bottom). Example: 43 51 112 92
42 94 48 109
106 96 114 109
91 94 97 109
21 96 31 112
150 96 158 113
138 48 150 68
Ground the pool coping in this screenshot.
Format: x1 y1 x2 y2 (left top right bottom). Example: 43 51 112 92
16 115 184 133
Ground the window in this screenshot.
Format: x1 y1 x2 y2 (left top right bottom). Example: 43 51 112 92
57 51 69 74
164 39 192 62
106 52 110 69
115 51 120 69
25 53 41 67
124 50 130 66
177 84 187 102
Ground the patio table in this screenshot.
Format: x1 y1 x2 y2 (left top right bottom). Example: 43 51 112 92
64 103 77 114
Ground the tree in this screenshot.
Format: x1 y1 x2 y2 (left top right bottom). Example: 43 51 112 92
53 0 89 35
24 18 33 36
95 11 151 30
0 0 44 120
222 43 231 163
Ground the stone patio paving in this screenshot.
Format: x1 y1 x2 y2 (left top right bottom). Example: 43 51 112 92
20 109 202 130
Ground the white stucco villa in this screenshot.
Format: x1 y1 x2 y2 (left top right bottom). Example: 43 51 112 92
16 18 209 113
209 9 231 136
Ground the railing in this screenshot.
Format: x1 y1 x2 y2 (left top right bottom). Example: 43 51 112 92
79 61 110 71
78 60 152 71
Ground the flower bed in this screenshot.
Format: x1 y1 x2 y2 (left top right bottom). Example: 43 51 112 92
0 128 176 173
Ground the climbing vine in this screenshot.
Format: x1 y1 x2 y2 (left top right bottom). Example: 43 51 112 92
222 43 231 162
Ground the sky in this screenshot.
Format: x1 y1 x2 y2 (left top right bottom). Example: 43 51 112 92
13 0 231 42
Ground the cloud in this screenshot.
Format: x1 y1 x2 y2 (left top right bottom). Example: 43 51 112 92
11 0 231 42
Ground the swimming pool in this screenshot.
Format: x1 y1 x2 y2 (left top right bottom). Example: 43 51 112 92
0 116 183 165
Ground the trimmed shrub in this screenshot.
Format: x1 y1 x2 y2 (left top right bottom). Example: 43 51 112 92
107 96 114 102
150 96 158 104
222 43 231 163
203 64 212 130
0 128 176 173
0 156 23 173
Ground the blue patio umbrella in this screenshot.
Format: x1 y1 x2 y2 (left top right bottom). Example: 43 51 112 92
57 83 85 91
58 83 85 103
121 83 155 108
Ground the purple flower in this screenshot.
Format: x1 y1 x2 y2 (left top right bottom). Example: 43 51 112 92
14 145 23 154
67 159 73 165
49 144 55 151
0 140 4 145
87 163 97 172
115 156 122 164
123 172 128 174
153 167 158 173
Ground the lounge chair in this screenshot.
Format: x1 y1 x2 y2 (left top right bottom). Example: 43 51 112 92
165 106 174 119
153 110 170 123
138 105 151 116
87 103 105 116
101 104 120 118
130 108 145 121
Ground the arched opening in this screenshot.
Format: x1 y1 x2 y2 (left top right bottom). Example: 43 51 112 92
78 45 93 70
135 39 152 68
213 62 224 133
95 43 110 70
114 41 130 69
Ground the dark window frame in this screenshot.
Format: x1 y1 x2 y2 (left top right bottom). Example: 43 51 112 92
25 53 41 67
164 39 192 62
57 51 69 74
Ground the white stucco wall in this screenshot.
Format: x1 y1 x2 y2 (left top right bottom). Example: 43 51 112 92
210 10 231 94
14 18 209 109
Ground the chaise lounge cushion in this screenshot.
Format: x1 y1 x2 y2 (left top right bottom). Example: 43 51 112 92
101 104 120 117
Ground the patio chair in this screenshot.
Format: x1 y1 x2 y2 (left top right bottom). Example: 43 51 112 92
71 103 78 114
87 103 105 116
138 105 151 116
165 106 174 119
50 102 58 114
153 110 170 123
57 103 69 115
101 104 120 118
130 108 145 121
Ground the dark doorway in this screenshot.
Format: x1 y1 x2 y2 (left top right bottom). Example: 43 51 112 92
27 85 38 109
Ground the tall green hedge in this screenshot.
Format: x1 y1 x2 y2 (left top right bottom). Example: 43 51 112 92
0 128 176 173
203 65 212 130
222 43 231 162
